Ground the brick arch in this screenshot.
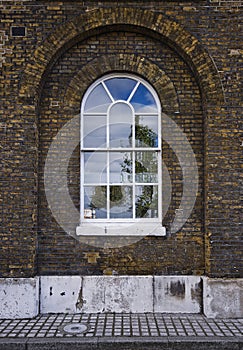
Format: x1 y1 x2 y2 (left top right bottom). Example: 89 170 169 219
19 7 224 106
63 54 179 114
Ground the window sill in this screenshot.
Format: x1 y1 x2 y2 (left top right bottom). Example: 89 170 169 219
76 222 166 236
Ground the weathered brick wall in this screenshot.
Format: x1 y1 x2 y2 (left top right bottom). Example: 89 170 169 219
38 30 204 275
0 0 242 278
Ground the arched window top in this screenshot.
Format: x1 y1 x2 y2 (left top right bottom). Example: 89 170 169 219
82 73 160 115
81 74 161 150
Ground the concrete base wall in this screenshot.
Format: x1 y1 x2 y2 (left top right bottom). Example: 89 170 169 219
0 276 242 319
203 277 243 318
40 276 202 314
0 278 39 319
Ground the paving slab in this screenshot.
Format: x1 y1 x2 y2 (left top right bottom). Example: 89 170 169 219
0 313 242 350
0 338 26 350
27 337 98 350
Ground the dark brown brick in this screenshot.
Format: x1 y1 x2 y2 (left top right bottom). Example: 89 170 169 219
0 2 241 278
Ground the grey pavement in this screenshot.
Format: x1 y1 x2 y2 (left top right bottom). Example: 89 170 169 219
0 313 242 349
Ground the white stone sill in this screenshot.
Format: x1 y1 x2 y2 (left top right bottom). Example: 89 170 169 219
76 222 166 236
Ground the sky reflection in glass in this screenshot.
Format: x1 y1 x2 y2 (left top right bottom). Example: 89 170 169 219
84 152 107 183
130 84 157 113
109 102 133 147
84 84 111 113
105 78 137 101
83 116 106 148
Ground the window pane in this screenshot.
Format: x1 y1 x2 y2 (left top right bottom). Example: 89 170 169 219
81 74 161 224
135 151 158 183
110 152 132 183
105 78 137 101
83 116 106 148
110 186 133 218
84 186 107 219
109 103 133 148
84 152 107 183
130 84 157 113
135 185 158 218
84 83 111 113
135 115 158 148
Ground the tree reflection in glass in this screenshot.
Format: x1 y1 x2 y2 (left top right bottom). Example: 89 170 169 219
135 185 158 218
110 186 133 218
84 186 107 218
135 115 158 148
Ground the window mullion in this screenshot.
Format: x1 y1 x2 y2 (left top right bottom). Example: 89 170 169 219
158 112 161 149
158 149 162 223
133 151 136 219
107 102 110 219
80 152 84 223
132 106 136 219
107 151 110 220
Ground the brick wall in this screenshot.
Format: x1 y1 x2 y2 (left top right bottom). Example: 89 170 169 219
0 1 242 278
37 30 204 275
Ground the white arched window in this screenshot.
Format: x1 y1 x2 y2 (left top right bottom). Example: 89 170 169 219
76 73 165 236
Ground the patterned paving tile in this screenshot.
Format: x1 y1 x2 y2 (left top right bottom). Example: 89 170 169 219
0 314 242 338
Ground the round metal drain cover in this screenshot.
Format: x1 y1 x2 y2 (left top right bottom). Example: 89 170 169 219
60 323 89 335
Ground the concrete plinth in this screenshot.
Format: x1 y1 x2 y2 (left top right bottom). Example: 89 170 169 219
154 276 202 313
203 277 243 318
0 276 242 318
40 276 82 314
81 276 153 313
39 275 201 314
0 278 39 319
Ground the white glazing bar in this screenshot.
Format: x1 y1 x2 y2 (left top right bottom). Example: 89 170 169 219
132 103 136 219
81 108 84 149
83 113 107 116
83 218 160 223
106 94 110 221
80 104 85 223
81 182 162 187
80 152 84 223
158 110 162 220
158 112 161 149
158 150 162 222
127 81 140 102
107 151 110 220
102 81 115 103
107 99 110 149
82 147 160 152
132 151 136 219
158 109 162 221
134 113 158 116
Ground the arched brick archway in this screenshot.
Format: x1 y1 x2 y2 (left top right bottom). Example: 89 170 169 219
63 54 179 114
18 6 224 278
19 7 224 106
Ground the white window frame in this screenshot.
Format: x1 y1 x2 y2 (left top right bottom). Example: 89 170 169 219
76 73 166 236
